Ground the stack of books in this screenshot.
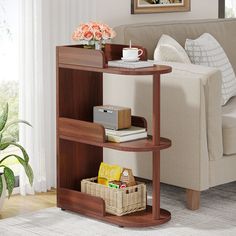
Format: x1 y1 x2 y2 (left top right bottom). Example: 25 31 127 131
108 60 154 69
105 126 147 143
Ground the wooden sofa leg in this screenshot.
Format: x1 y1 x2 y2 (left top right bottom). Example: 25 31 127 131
186 189 200 210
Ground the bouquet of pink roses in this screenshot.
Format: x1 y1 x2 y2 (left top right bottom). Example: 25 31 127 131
72 21 116 45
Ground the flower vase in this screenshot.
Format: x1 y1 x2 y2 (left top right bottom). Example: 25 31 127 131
95 41 102 50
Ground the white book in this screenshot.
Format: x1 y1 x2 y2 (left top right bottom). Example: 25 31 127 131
106 131 147 143
105 126 146 137
108 60 154 69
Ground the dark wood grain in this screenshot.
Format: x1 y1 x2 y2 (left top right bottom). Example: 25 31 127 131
56 44 172 227
58 68 102 120
104 206 171 227
131 115 147 129
58 188 105 217
59 134 171 152
59 118 105 143
58 116 170 152
104 43 147 62
58 139 102 191
59 63 172 76
60 205 170 227
152 73 161 219
58 46 105 68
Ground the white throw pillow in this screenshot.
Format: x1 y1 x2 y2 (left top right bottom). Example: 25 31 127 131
154 34 191 64
185 33 236 105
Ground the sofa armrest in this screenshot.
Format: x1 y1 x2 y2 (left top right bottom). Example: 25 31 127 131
159 62 223 190
160 62 223 161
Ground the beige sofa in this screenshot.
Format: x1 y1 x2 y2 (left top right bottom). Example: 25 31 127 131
104 19 236 210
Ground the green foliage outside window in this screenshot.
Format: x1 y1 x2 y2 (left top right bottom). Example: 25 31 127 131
0 81 19 141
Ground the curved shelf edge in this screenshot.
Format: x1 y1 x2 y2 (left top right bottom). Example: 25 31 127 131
59 135 171 152
60 205 171 228
103 136 171 152
104 206 171 227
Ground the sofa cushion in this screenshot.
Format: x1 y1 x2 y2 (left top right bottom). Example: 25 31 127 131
222 96 236 155
154 34 191 63
185 33 236 106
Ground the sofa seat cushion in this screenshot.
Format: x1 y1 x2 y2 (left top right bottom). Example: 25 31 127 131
222 96 236 155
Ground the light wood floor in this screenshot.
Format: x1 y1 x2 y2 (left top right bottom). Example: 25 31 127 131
0 190 56 220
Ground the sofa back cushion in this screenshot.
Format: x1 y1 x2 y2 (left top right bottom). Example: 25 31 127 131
113 19 236 73
185 33 236 105
154 34 191 63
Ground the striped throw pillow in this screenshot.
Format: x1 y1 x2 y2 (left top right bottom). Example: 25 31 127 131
185 33 236 105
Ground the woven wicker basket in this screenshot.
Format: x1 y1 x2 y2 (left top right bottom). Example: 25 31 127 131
81 177 146 216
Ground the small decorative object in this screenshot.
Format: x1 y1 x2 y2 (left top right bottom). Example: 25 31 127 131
93 105 131 130
72 21 116 50
122 41 144 61
131 0 190 14
0 103 33 211
109 180 127 189
81 177 146 216
109 180 122 189
120 168 136 187
98 162 122 186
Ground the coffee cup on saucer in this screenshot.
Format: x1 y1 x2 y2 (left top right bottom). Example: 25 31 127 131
122 47 143 61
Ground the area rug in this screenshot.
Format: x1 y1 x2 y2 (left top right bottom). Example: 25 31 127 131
0 182 235 236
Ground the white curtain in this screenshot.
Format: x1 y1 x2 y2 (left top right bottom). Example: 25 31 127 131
18 0 97 195
19 0 55 194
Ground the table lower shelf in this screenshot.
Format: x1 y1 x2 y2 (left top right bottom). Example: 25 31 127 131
61 205 171 228
58 188 171 227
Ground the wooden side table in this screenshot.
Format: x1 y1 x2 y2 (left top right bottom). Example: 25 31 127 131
56 44 172 227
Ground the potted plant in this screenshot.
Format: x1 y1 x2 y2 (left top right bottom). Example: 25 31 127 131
0 103 33 210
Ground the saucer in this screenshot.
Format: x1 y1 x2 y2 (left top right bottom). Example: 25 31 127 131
121 57 140 62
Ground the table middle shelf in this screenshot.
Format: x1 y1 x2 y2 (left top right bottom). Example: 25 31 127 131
58 117 171 152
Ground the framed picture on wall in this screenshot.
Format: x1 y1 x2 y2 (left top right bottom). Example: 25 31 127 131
131 0 191 14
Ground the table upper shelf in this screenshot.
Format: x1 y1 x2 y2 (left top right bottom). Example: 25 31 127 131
57 44 172 76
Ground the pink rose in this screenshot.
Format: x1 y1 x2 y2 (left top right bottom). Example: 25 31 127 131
110 29 116 38
94 31 102 41
72 30 83 40
81 24 90 32
83 30 93 41
91 23 101 32
102 29 112 40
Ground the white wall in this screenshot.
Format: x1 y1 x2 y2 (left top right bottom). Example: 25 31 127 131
48 0 218 45
95 0 218 27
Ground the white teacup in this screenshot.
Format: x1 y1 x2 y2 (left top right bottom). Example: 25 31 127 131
122 47 143 60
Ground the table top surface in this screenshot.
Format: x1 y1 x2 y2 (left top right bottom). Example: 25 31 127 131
59 63 172 76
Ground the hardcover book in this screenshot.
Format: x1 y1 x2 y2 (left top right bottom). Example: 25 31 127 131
105 126 147 143
108 60 154 69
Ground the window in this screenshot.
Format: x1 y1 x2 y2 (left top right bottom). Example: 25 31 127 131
0 0 20 188
219 0 236 18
